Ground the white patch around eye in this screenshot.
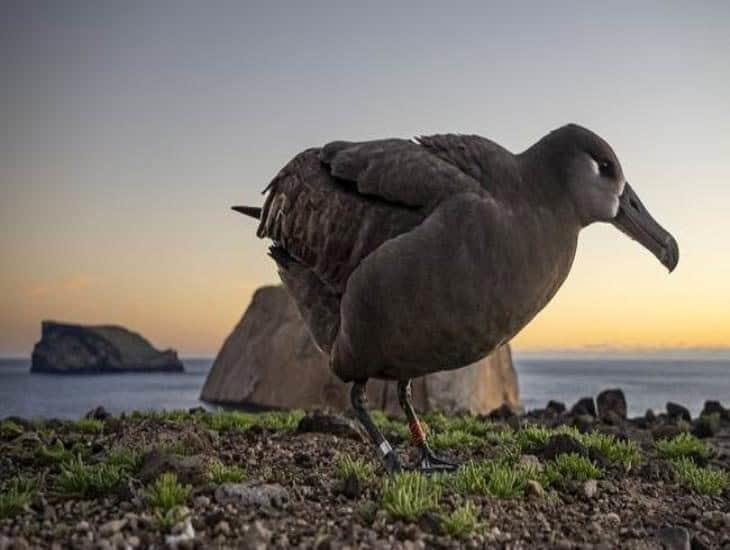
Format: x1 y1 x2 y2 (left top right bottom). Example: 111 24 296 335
609 196 620 217
617 179 626 196
589 158 600 175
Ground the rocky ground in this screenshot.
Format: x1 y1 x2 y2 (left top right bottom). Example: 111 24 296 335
1 391 729 549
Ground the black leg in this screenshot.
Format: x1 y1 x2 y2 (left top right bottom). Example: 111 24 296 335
351 381 401 473
397 380 459 473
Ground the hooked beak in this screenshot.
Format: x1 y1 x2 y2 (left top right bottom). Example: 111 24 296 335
612 183 679 272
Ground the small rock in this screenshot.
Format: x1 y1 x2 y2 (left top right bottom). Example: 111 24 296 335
8 538 29 550
99 519 126 537
652 424 684 441
342 474 362 499
75 521 90 532
572 414 595 433
582 479 598 499
656 526 690 550
666 402 691 423
215 482 289 509
488 404 517 421
214 521 231 536
596 389 627 421
693 414 721 438
645 409 657 423
296 410 364 441
165 518 195 549
193 496 210 508
547 400 566 415
603 512 621 524
570 397 597 417
139 449 209 485
701 400 727 420
702 510 728 529
525 480 545 499
520 454 543 471
241 521 271 550
84 406 111 420
541 433 588 460
127 536 141 549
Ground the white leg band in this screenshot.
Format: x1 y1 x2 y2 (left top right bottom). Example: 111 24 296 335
379 440 393 456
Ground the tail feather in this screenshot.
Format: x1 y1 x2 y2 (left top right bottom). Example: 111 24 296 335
232 205 262 219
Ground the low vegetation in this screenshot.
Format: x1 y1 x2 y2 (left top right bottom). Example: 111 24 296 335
0 477 35 519
145 473 191 513
381 472 441 521
439 501 484 539
203 410 304 432
208 462 247 484
336 454 375 484
655 433 712 461
55 457 127 499
581 432 641 470
546 453 603 482
69 418 104 434
670 457 729 496
452 460 540 498
0 420 24 439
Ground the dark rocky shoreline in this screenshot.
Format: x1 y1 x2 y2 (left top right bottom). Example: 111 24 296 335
1 391 729 549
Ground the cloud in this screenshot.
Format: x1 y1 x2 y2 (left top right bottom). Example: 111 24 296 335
27 275 95 298
61 276 94 292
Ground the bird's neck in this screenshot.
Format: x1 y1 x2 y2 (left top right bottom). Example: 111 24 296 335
516 143 583 233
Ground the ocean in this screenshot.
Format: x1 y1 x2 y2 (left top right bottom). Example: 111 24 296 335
0 357 727 420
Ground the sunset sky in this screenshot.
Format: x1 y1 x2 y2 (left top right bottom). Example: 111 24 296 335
2 1 729 357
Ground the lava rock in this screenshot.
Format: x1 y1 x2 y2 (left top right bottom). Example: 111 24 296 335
656 526 690 550
546 400 566 415
596 389 627 421
570 397 597 418
84 406 111 421
666 402 691 423
652 424 684 442
138 450 209 485
341 474 362 499
488 403 517 421
541 434 588 460
572 414 595 434
296 411 364 441
582 479 598 499
522 479 543 499
701 400 728 420
215 482 290 509
693 414 721 439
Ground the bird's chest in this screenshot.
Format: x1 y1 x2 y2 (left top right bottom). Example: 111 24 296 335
440 208 578 362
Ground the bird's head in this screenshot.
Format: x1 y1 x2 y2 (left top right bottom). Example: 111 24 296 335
538 124 679 272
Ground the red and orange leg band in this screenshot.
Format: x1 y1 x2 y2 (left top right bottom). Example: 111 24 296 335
408 418 426 447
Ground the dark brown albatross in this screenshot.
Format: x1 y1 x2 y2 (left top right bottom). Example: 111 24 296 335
233 124 679 473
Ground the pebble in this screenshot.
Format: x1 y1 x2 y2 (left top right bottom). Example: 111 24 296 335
75 521 90 532
214 521 231 536
520 454 543 471
215 482 290 509
656 526 691 550
127 536 141 548
99 519 126 537
603 512 621 524
193 495 211 507
525 480 545 499
582 479 598 499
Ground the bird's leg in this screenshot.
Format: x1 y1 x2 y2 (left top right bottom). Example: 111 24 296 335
397 379 459 473
350 381 401 473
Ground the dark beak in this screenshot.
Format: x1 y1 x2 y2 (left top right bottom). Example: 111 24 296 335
612 183 679 272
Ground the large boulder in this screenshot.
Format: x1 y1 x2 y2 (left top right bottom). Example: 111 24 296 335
31 321 184 374
200 286 519 414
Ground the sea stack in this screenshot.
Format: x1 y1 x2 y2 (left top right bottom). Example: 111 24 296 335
31 321 184 374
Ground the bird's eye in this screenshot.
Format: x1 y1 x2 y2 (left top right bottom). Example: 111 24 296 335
598 160 613 177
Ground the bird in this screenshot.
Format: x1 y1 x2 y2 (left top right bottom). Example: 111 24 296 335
233 124 679 473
